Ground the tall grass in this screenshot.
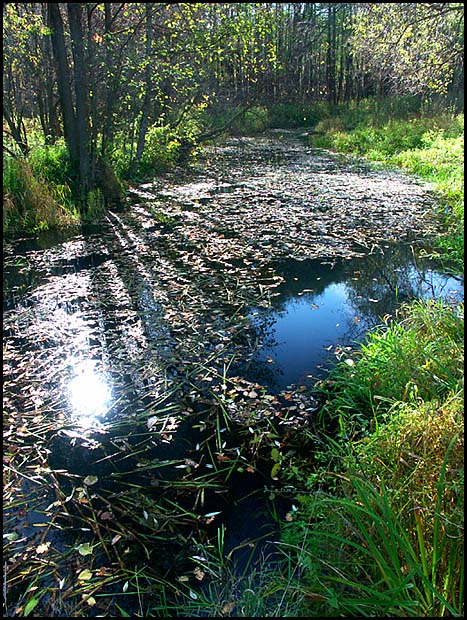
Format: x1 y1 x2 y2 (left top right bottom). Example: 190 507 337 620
3 155 79 235
282 441 463 617
278 299 464 617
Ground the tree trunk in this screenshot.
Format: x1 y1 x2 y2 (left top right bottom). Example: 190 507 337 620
67 3 92 201
131 3 153 174
47 4 78 163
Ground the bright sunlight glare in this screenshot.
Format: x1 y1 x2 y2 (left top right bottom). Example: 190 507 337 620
68 359 112 429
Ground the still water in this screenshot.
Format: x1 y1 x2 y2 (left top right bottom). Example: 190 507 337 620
246 248 463 391
3 130 464 613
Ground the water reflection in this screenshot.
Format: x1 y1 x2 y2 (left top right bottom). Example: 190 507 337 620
67 359 112 429
246 245 464 392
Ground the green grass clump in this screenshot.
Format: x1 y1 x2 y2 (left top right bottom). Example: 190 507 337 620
318 300 464 437
3 155 79 235
279 300 464 617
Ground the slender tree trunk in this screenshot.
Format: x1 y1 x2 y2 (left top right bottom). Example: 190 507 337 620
47 4 78 163
101 3 119 158
131 3 153 173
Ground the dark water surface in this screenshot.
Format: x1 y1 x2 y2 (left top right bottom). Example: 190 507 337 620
245 248 463 392
3 130 463 612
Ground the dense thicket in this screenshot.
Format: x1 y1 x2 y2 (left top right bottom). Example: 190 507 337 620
3 3 464 209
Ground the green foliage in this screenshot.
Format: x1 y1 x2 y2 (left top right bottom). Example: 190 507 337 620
3 155 78 235
268 102 332 129
229 106 270 135
317 300 464 436
29 139 74 187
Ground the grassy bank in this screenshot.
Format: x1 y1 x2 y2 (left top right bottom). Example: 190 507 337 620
174 299 464 617
309 104 464 273
276 299 464 617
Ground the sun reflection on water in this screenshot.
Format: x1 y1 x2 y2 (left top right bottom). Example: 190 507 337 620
68 359 112 429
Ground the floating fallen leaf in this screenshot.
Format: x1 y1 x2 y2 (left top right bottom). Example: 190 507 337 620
36 542 50 555
84 475 98 486
77 569 93 582
194 567 205 581
77 543 94 556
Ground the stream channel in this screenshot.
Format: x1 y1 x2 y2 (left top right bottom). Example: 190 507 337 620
3 130 464 614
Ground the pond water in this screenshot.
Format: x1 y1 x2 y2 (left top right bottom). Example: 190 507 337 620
3 130 463 614
246 249 463 392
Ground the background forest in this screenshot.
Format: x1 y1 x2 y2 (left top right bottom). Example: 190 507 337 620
3 2 464 229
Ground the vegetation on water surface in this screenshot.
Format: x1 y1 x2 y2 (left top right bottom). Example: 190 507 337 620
310 103 464 273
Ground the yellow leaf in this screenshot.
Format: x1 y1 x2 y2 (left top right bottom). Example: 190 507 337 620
77 569 93 581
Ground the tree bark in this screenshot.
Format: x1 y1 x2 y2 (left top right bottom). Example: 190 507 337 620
67 3 92 200
47 4 78 163
131 3 153 173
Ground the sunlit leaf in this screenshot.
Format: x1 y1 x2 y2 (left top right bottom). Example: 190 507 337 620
83 594 97 606
84 475 98 486
271 447 280 462
77 543 93 556
36 542 50 554
77 569 93 581
271 463 281 479
23 597 39 616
